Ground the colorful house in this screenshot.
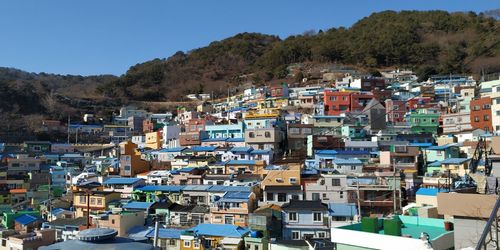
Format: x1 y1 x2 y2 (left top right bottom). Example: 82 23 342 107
408 108 440 134
180 223 250 250
210 191 256 227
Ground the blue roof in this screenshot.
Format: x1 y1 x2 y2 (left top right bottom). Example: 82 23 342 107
158 147 186 153
15 214 40 225
335 150 370 155
427 161 442 167
136 185 185 192
441 158 470 164
250 149 272 154
187 224 250 237
104 177 142 185
190 146 217 152
315 150 337 155
227 160 256 165
427 144 458 150
145 228 182 239
226 138 245 142
219 191 252 202
409 143 434 148
123 201 154 210
202 138 228 142
208 185 252 192
332 158 363 165
328 203 358 217
230 147 253 153
416 188 446 196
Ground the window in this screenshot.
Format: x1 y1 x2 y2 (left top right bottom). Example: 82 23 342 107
484 104 491 109
332 178 341 186
484 115 490 121
340 191 344 199
90 198 96 205
394 113 399 118
351 166 357 170
496 111 500 116
249 132 255 138
184 241 191 247
278 193 287 202
312 193 320 200
313 212 322 222
302 128 312 134
393 105 399 110
329 96 337 101
475 116 480 122
266 192 274 201
290 128 300 134
264 131 271 138
97 198 102 205
111 219 115 224
289 177 297 184
292 231 300 240
168 239 176 246
194 242 200 249
291 194 300 200
342 96 348 101
473 105 481 111
289 212 298 222
496 99 500 105
318 232 326 238
79 196 86 204
240 154 245 158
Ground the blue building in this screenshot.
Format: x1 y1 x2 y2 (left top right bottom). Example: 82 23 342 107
204 122 245 139
281 200 330 240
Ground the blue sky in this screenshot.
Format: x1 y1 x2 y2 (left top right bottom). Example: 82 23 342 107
0 0 498 76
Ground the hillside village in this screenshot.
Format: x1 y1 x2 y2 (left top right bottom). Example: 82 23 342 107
1 69 500 249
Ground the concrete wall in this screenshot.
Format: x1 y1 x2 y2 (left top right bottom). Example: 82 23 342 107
453 217 488 249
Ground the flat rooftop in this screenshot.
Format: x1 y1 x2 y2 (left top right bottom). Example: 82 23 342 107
338 215 449 241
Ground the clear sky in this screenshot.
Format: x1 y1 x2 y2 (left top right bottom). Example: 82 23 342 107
0 0 498 76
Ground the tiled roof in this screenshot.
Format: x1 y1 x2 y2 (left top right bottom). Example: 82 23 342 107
282 200 328 211
190 146 218 152
122 201 154 210
15 214 40 225
315 150 337 155
230 147 253 153
145 228 182 239
158 147 186 153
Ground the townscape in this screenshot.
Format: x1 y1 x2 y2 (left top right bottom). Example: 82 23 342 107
1 69 500 250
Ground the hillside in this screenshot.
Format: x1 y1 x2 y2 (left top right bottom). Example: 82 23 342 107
1 10 499 121
99 10 500 101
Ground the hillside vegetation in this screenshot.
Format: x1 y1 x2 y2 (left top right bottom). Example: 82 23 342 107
98 10 500 101
1 10 499 120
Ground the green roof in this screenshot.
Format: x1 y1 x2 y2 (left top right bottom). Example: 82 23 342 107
339 215 449 241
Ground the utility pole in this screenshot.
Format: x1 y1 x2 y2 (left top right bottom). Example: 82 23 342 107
354 176 362 222
392 158 397 214
67 115 70 144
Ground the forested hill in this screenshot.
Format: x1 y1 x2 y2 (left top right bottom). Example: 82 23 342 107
1 10 499 119
98 10 500 101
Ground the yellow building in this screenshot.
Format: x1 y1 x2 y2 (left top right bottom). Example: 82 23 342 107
210 191 256 227
180 224 250 250
145 131 162 150
120 141 150 177
73 191 121 217
93 211 145 236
